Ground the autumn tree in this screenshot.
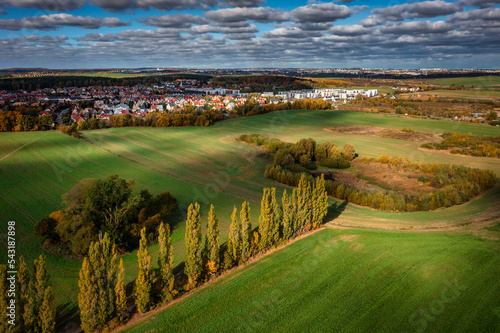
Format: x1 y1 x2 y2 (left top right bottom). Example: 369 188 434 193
240 201 252 261
115 259 127 321
135 228 152 313
158 222 175 302
258 188 272 250
79 257 98 332
296 174 312 234
282 190 294 240
184 203 202 288
269 188 281 244
33 255 55 333
205 205 220 275
313 174 329 228
228 207 242 264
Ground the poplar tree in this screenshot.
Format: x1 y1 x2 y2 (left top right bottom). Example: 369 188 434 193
296 174 308 233
258 188 271 250
88 233 117 325
240 201 252 261
135 227 152 313
184 203 202 288
228 207 241 264
313 174 329 228
291 188 299 236
79 257 98 333
115 259 127 321
32 255 55 332
205 204 220 275
39 286 55 333
282 190 294 240
158 222 175 302
269 188 281 245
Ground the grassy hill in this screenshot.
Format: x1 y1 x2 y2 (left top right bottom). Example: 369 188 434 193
0 110 499 326
122 227 500 333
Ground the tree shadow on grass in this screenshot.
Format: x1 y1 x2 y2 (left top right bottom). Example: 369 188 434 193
325 200 348 223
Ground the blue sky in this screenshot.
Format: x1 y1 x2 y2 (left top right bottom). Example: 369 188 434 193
0 0 499 69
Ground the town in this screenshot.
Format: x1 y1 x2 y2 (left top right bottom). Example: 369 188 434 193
0 78 379 126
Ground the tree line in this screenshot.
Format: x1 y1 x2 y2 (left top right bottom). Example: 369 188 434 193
76 174 328 332
0 255 56 332
421 132 500 158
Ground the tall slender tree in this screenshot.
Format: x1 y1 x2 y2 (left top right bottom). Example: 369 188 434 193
33 255 55 332
205 204 220 275
282 190 294 240
79 257 98 333
258 188 271 250
115 259 127 321
228 207 242 264
313 174 329 228
291 188 298 236
240 201 252 261
296 174 312 233
39 286 55 333
158 222 175 302
135 227 152 313
184 203 202 288
269 188 281 244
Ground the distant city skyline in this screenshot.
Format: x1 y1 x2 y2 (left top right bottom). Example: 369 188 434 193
0 0 499 69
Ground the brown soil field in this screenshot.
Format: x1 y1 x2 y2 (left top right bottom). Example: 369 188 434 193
326 125 441 142
313 160 435 196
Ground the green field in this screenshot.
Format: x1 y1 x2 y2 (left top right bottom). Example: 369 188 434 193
427 76 500 89
123 228 500 333
0 110 499 328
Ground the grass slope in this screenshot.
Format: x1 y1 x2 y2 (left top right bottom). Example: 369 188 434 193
123 228 500 333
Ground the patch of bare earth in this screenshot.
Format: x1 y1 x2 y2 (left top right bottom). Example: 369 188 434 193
352 161 434 195
326 125 441 143
313 169 380 191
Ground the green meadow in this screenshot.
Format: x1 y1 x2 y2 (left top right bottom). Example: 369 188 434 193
123 228 500 333
0 110 499 327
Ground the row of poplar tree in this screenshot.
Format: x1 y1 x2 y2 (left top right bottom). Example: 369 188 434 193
77 174 329 332
0 255 56 333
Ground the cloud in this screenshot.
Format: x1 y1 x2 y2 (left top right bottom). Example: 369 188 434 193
204 6 289 23
0 13 130 31
459 0 500 8
359 15 384 27
291 2 353 23
142 14 208 28
0 0 84 11
220 0 266 7
447 7 500 22
380 20 454 35
87 0 217 12
372 1 461 21
329 24 372 36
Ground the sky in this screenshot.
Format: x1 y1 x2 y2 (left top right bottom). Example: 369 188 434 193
0 0 499 69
